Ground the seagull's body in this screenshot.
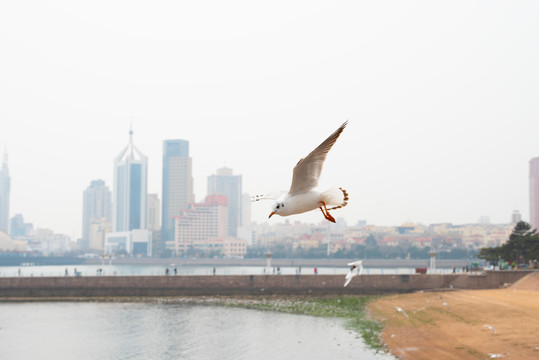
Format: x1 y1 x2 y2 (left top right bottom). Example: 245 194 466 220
252 121 349 223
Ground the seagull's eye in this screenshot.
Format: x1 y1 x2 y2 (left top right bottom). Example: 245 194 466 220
276 205 280 209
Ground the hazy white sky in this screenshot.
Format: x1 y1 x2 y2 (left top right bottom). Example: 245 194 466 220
1 1 539 238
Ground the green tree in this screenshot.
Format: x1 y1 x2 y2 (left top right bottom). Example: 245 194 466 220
478 221 539 264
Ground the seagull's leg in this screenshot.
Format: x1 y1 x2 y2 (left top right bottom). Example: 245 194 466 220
319 201 336 223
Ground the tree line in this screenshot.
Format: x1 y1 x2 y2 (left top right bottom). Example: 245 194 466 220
477 221 539 265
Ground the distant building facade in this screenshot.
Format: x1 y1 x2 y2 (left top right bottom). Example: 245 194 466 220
10 213 33 238
161 139 194 244
105 229 152 256
147 193 162 256
147 193 160 231
88 217 111 251
241 193 251 228
511 210 522 224
530 157 539 230
113 129 148 232
170 195 228 255
207 167 242 236
82 179 112 249
0 150 10 234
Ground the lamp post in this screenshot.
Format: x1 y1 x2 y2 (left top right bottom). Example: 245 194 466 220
265 251 272 274
429 249 437 274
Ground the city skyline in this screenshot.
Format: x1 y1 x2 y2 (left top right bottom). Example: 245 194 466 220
2 2 539 237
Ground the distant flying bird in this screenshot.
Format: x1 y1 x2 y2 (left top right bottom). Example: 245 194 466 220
395 306 409 319
252 121 349 223
483 324 497 335
344 260 363 287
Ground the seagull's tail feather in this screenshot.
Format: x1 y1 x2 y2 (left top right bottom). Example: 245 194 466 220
322 187 349 210
251 192 286 202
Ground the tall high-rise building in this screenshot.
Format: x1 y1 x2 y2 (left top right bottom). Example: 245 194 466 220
207 167 242 236
113 129 148 232
82 179 112 249
161 139 194 243
0 150 10 234
530 157 539 230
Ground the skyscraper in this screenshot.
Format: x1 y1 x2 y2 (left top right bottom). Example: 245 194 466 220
0 150 10 234
207 167 242 236
82 179 112 249
113 129 148 232
161 139 194 243
529 157 539 230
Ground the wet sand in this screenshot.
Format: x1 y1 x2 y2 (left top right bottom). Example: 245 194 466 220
369 273 539 359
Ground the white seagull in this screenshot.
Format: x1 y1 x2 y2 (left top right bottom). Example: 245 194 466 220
252 121 349 223
483 324 497 335
344 260 363 287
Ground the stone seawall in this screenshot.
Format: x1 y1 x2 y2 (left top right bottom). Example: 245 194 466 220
0 271 532 298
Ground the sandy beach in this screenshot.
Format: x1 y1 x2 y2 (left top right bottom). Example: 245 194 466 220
369 273 539 359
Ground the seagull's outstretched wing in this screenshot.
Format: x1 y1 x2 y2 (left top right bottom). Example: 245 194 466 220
251 192 286 202
288 121 348 196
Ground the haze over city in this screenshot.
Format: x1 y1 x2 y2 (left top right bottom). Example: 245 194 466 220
1 1 539 238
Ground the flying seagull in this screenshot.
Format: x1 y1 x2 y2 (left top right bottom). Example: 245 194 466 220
252 121 349 223
483 324 497 335
344 260 363 287
395 306 409 319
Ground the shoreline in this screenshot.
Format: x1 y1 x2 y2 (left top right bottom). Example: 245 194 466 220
0 293 389 353
3 273 537 359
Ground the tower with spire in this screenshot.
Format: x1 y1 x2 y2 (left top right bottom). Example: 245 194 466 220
0 149 10 234
113 127 148 232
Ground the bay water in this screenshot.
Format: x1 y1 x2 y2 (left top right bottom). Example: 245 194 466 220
0 302 396 360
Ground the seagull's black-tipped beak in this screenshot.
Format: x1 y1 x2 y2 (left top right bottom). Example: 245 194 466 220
269 212 275 219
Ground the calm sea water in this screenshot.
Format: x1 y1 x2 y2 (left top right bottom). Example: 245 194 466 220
0 302 396 360
0 264 450 277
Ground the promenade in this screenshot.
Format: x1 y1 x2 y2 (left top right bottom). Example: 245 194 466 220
0 271 531 298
